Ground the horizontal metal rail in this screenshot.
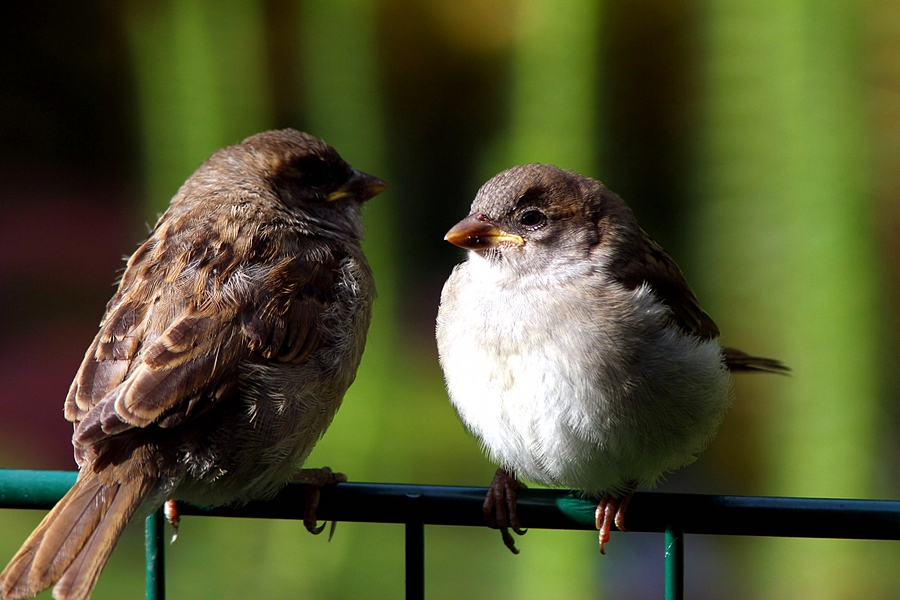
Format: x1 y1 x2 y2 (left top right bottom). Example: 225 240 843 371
2 469 899 599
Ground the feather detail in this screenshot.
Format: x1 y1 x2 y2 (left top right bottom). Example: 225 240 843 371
0 472 154 600
610 229 720 340
723 347 790 374
71 246 345 449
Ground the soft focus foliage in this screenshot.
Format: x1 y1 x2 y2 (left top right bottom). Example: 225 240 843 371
1 1 898 598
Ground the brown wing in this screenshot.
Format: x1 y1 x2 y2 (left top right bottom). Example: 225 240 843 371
239 255 337 364
609 230 790 374
610 228 720 340
67 232 341 450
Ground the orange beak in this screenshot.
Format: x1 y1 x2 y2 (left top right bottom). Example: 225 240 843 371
444 214 524 250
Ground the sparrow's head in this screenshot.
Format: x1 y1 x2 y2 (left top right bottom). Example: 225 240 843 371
445 164 637 275
242 129 386 208
179 129 387 239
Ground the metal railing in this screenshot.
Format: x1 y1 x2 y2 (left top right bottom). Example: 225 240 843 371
2 469 900 600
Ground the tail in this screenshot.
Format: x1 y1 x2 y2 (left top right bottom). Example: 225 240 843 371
723 347 791 375
0 472 154 600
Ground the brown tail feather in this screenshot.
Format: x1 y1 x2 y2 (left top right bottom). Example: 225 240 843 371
0 472 154 600
723 347 790 375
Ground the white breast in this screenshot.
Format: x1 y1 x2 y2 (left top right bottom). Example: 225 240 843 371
436 253 731 497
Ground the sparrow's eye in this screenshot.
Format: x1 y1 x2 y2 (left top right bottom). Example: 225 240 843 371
293 156 332 189
519 209 547 230
302 171 330 189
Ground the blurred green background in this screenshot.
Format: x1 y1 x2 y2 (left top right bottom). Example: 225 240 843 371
1 0 899 598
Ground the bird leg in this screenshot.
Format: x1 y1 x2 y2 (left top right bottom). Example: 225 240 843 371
483 468 527 554
292 467 347 536
164 499 180 542
594 482 638 554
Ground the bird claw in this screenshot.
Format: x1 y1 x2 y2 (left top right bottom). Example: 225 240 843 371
484 469 527 553
306 516 327 535
292 467 347 537
164 499 180 543
594 486 636 554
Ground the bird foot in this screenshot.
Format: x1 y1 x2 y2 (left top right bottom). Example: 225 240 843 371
483 468 527 554
594 484 636 554
164 499 180 543
292 467 347 537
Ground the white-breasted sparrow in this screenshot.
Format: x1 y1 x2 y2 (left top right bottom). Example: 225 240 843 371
436 163 786 553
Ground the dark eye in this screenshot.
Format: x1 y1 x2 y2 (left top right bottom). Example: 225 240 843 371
303 173 330 189
294 156 332 189
519 209 547 229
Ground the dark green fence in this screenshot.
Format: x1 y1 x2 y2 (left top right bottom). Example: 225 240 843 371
2 469 899 600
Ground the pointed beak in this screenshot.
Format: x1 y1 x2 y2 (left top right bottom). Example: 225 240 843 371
444 213 524 250
327 169 387 202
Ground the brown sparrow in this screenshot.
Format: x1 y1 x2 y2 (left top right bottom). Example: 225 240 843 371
435 163 786 554
0 129 386 600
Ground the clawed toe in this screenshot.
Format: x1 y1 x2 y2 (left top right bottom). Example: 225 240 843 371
594 485 636 554
293 467 346 536
484 469 527 553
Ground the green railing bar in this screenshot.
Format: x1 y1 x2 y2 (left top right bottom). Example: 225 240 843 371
145 508 165 600
405 519 424 600
404 491 425 600
0 469 76 508
3 469 900 600
2 470 900 539
665 520 684 600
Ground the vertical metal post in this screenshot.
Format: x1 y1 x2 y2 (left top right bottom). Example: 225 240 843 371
145 507 166 600
665 521 684 600
405 494 425 600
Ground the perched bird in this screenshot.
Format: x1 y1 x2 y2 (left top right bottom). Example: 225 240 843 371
0 129 385 600
436 164 786 554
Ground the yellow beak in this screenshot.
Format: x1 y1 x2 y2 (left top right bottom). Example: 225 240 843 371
326 170 387 202
444 214 524 249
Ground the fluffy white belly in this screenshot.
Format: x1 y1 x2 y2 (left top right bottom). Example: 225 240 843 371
436 262 732 497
